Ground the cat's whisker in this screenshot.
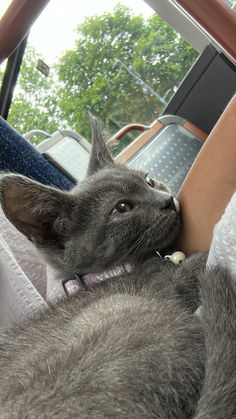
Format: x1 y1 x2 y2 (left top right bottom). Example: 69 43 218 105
131 235 152 262
46 358 52 378
114 235 145 266
129 224 159 262
115 224 154 266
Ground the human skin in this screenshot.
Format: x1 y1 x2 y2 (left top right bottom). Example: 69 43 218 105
176 94 236 255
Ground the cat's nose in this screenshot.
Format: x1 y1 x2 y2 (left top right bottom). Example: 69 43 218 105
161 197 179 213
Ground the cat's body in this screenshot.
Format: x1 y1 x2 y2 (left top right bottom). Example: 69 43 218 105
0 258 205 419
0 118 235 418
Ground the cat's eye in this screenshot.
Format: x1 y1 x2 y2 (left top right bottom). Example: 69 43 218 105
111 202 133 215
145 176 155 188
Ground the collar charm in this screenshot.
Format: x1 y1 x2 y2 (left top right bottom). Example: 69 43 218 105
164 251 186 265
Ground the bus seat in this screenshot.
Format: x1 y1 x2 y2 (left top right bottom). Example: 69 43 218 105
115 115 207 196
0 114 206 197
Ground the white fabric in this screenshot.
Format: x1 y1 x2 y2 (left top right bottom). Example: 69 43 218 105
0 206 47 328
207 191 236 279
46 264 64 301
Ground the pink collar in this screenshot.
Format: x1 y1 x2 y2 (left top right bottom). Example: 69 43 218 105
63 263 133 297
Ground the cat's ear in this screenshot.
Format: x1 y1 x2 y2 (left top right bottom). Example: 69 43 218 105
0 174 75 249
87 115 115 176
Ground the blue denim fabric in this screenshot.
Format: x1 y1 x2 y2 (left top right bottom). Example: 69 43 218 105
0 117 74 190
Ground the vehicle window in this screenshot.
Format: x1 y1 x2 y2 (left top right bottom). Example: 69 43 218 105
222 0 236 11
0 0 12 18
6 0 199 149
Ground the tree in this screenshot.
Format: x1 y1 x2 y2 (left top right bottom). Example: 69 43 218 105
57 4 198 139
3 4 198 146
7 46 62 144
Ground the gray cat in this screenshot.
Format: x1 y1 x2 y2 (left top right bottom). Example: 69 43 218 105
0 117 235 418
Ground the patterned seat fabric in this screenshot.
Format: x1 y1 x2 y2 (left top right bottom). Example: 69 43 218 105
128 124 203 196
0 116 74 190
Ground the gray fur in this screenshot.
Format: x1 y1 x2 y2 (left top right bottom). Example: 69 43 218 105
0 120 235 418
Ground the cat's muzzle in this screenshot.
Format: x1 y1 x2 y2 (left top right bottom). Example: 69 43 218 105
162 196 180 213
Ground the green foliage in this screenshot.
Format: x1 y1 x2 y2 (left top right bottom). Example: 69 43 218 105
0 69 3 86
3 4 198 145
57 5 198 139
7 46 61 143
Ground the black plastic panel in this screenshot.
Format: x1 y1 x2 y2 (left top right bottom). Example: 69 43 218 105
164 45 236 133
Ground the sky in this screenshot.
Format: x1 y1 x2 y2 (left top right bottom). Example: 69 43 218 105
0 0 154 64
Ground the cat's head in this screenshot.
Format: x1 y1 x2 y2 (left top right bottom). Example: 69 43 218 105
0 118 180 276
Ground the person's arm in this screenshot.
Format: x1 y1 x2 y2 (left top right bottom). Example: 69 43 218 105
176 94 236 255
